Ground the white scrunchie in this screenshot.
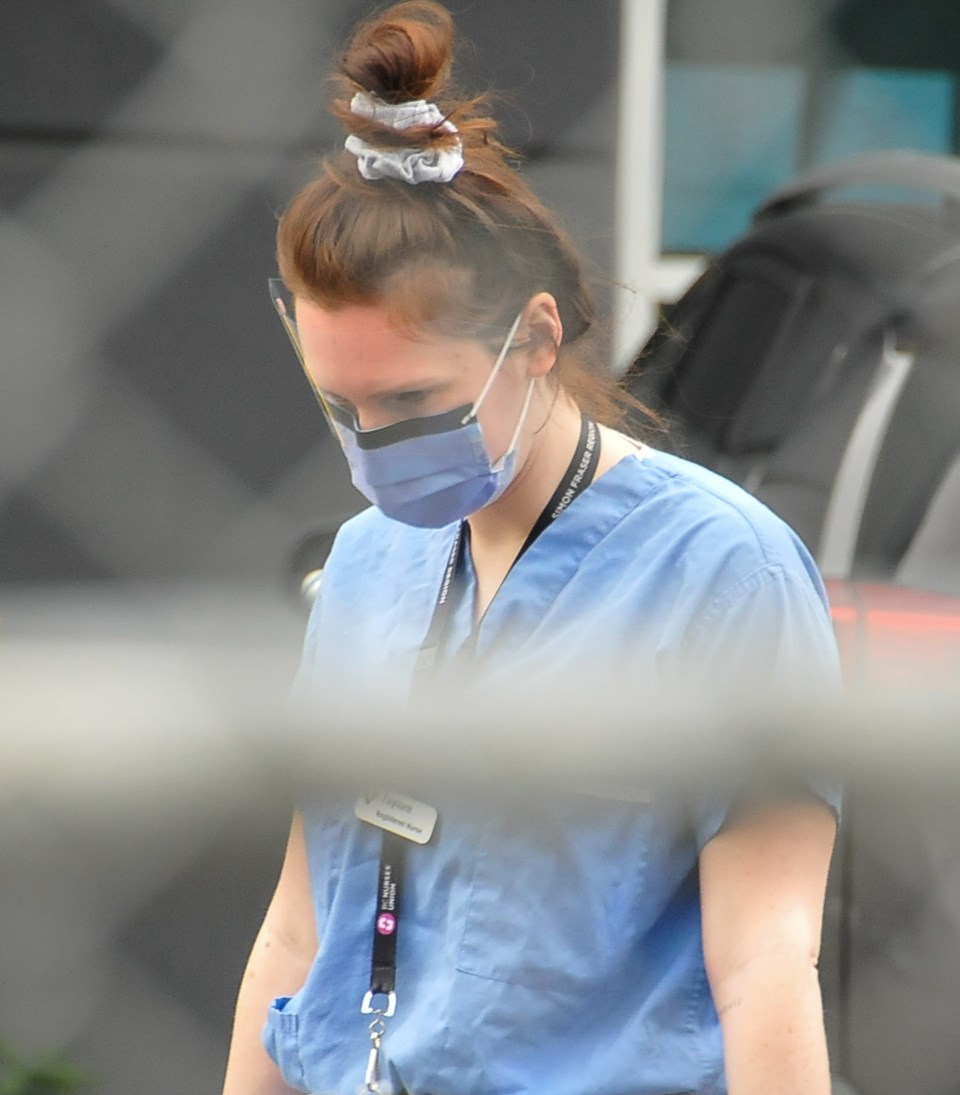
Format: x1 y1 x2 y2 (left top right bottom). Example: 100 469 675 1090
345 91 464 184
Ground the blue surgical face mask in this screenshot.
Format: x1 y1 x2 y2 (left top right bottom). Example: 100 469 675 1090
326 310 534 527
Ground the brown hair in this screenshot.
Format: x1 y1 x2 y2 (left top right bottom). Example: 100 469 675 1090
277 0 655 430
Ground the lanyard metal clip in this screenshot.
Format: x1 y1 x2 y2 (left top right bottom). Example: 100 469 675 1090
361 990 397 1018
364 1039 382 1092
361 997 393 1094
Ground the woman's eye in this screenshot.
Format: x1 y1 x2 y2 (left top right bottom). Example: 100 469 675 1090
391 389 431 407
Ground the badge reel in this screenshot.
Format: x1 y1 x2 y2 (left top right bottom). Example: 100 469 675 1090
354 791 438 1094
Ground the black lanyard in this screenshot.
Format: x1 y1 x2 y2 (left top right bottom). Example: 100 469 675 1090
360 833 404 1089
359 415 601 1080
363 831 405 1007
413 414 599 679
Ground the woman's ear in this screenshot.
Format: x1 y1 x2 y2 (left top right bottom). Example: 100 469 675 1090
521 292 563 377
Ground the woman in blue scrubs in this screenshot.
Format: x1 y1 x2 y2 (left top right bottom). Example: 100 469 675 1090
222 4 840 1094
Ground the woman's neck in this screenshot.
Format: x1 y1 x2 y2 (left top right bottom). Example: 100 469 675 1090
464 394 644 620
466 393 584 556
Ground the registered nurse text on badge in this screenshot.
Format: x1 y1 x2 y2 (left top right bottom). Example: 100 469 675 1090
355 791 438 844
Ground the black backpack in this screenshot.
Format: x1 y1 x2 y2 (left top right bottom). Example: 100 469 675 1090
627 150 960 586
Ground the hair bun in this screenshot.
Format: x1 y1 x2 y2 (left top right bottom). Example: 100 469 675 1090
340 1 454 105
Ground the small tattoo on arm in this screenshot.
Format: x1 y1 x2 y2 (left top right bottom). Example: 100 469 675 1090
718 996 743 1018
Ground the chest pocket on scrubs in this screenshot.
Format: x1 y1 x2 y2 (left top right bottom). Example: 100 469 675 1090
454 793 655 995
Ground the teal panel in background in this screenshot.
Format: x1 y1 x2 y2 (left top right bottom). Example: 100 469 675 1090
663 64 956 255
663 64 803 253
810 68 955 205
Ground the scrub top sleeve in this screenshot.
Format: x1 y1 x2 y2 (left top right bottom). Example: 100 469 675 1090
681 562 843 851
290 515 364 697
293 592 324 698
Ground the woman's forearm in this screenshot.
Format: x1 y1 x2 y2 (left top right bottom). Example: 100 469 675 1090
221 918 314 1095
717 951 832 1095
222 813 318 1095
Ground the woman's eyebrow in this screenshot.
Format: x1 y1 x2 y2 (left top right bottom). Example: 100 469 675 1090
319 380 447 403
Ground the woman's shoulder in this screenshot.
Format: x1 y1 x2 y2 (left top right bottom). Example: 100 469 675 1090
323 505 455 586
610 448 839 686
594 446 829 618
299 508 457 685
624 446 816 564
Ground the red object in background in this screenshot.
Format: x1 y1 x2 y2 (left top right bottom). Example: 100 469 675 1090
827 579 960 691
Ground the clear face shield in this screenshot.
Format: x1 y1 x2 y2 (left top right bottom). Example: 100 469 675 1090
268 278 342 439
266 278 532 526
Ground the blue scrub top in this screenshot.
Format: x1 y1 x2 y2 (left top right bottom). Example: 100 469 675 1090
266 448 841 1095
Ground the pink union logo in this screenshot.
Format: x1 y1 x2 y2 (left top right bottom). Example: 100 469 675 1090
376 913 397 936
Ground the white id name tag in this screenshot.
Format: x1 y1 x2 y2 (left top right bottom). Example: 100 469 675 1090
355 791 438 845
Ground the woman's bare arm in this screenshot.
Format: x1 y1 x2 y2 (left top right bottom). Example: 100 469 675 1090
700 797 837 1095
222 812 318 1095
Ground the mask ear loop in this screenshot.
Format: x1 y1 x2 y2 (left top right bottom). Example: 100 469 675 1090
491 376 536 471
461 310 525 425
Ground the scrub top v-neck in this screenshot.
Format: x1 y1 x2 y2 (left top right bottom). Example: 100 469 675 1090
300 447 839 697
417 415 603 678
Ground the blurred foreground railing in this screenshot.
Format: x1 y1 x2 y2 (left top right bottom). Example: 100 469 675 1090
1 634 958 1095
2 636 958 800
